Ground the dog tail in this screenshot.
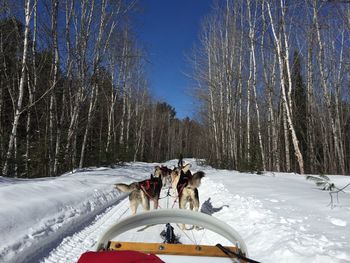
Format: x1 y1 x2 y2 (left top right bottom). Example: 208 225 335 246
114 183 138 193
190 171 205 188
193 171 205 179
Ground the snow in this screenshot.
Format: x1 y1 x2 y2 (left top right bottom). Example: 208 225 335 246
1 159 349 263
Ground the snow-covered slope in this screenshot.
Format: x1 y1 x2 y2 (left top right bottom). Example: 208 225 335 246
0 159 349 263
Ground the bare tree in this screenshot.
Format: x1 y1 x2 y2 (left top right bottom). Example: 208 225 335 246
3 0 36 176
312 0 345 174
267 0 305 174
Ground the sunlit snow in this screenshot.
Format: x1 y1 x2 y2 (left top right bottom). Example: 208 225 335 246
0 159 349 263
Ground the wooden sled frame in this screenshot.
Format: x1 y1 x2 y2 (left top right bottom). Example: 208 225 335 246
95 209 248 259
108 241 242 258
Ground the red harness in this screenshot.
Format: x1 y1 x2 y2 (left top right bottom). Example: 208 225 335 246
138 178 162 208
171 174 190 208
139 179 160 194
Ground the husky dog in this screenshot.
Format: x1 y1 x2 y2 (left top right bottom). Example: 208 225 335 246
170 163 192 194
114 175 162 214
154 165 172 187
174 170 205 229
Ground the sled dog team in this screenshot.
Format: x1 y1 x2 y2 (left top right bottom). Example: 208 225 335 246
114 163 205 221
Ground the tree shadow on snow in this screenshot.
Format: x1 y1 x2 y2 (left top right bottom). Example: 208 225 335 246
200 197 229 215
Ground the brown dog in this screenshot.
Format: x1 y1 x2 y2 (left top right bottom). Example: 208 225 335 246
114 175 162 214
154 165 172 187
170 163 192 194
176 171 205 210
174 170 205 229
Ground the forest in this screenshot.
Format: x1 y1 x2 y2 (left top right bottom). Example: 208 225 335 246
0 0 349 177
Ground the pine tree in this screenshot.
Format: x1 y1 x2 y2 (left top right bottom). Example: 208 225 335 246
291 51 307 171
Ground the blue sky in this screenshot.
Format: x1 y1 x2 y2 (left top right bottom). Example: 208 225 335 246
136 0 212 119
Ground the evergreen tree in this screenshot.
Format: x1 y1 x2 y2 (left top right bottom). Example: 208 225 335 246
291 51 307 171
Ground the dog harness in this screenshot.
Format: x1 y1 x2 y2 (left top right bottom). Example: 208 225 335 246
171 171 192 209
176 171 191 198
139 179 157 191
138 177 162 204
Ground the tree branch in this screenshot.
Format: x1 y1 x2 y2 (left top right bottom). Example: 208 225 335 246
328 183 350 208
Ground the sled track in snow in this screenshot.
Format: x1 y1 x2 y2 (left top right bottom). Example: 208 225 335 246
41 198 130 263
3 193 127 263
40 187 212 263
36 172 349 263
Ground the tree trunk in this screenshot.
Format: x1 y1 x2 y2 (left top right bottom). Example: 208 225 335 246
3 0 33 176
267 1 304 174
49 0 59 176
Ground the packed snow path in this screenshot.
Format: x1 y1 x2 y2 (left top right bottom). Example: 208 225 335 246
41 186 230 263
1 160 349 263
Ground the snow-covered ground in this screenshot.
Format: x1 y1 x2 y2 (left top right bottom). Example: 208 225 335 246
0 159 349 263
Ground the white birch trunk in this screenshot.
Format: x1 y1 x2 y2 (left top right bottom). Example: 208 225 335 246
312 0 344 174
49 0 59 176
133 90 146 162
79 0 110 168
282 105 290 171
207 38 220 161
248 0 265 171
3 0 33 176
64 0 95 168
25 3 37 177
267 2 304 174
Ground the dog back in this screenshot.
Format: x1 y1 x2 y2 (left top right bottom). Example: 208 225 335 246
176 170 192 196
114 182 139 193
139 176 162 198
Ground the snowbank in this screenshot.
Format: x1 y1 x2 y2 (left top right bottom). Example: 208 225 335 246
0 160 349 263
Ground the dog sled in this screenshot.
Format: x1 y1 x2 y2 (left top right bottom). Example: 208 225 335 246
77 209 260 263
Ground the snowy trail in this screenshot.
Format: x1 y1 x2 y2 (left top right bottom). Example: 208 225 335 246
2 160 349 263
41 184 231 263
41 198 130 263
42 172 349 263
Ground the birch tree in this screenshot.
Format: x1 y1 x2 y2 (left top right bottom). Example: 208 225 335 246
64 0 95 169
266 0 304 174
48 0 59 176
312 0 345 174
3 0 36 176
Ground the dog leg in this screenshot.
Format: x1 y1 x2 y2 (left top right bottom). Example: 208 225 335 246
130 199 138 215
172 176 179 196
162 177 167 187
179 197 187 230
192 190 202 230
153 198 159 210
193 200 199 212
141 191 150 211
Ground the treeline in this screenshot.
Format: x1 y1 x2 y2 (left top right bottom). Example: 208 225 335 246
191 0 350 175
0 0 203 178
2 0 349 178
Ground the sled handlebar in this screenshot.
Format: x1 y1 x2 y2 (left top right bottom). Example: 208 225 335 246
95 209 248 256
